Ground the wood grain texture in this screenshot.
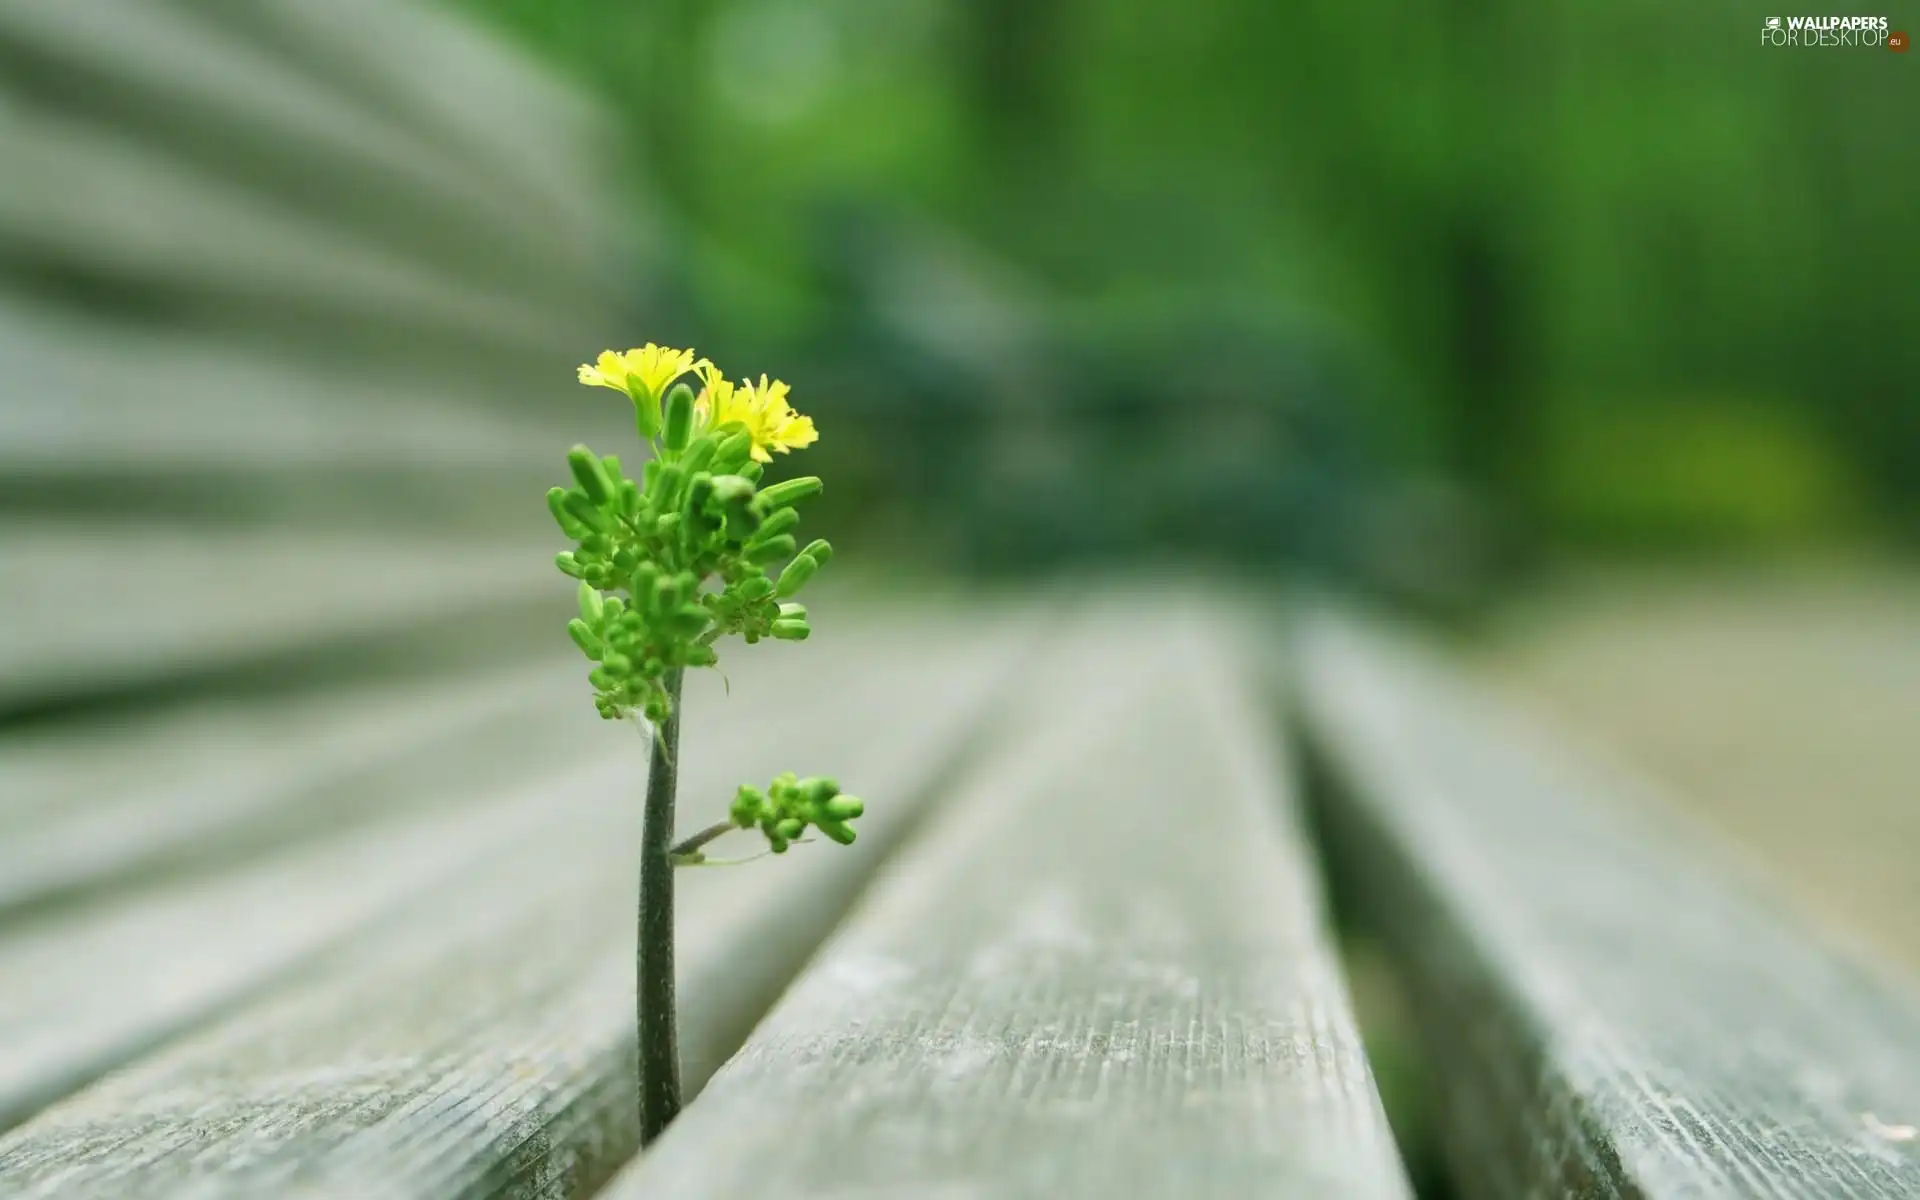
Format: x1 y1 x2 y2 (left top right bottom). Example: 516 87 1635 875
0 620 854 1132
0 0 604 314
0 89 581 355
0 614 1042 1198
610 597 1412 1200
0 526 557 711
215 0 615 244
0 659 598 917
1290 608 1920 1199
0 296 557 474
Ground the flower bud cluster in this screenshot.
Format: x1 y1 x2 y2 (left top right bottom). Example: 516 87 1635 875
730 773 865 853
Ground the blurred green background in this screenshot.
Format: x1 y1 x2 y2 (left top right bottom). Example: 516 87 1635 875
461 0 1914 600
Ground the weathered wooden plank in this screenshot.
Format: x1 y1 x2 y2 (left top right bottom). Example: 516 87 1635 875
0 296 558 474
0 749 626 1133
611 598 1413 1199
208 0 615 245
0 629 845 1133
1290 608 1920 1199
0 0 605 308
0 659 597 917
0 525 556 712
0 610 1043 1198
0 88 587 359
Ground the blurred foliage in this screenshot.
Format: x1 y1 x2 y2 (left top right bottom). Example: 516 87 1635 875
458 0 1917 596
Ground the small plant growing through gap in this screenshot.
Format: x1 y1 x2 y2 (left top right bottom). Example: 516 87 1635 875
552 345 858 1143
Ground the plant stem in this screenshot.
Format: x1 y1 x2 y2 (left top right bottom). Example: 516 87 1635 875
668 820 737 862
637 667 684 1145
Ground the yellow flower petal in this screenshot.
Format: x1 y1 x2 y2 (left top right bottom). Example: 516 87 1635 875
575 344 703 401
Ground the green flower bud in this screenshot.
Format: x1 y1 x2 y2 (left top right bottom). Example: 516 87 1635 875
562 490 609 533
684 643 717 667
731 785 765 827
662 383 695 452
601 653 632 677
799 776 840 804
681 436 718 476
778 602 807 621
713 429 754 471
547 487 585 536
708 474 756 508
816 820 856 846
753 507 800 543
567 618 603 659
629 561 659 602
800 538 833 565
774 818 805 841
824 795 864 820
655 512 681 538
588 666 615 689
603 595 626 620
771 618 811 641
747 535 797 565
775 554 818 598
664 605 710 638
643 690 670 723
617 479 641 517
739 576 774 602
602 454 622 479
568 445 616 505
555 552 585 579
684 473 716 526
753 475 823 513
577 581 604 624
741 461 764 482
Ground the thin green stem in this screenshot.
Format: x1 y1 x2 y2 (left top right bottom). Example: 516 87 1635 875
667 819 737 863
637 667 684 1144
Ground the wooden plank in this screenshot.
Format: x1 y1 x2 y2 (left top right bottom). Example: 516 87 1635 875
0 296 556 474
0 89 588 359
0 627 847 1132
1290 607 1920 1199
611 598 1413 1199
0 0 605 306
0 525 556 713
0 659 599 917
0 610 1043 1197
207 0 616 244
0 748 627 1132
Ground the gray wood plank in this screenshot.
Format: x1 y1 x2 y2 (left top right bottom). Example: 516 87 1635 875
0 659 598 916
206 0 615 244
610 597 1413 1199
0 296 556 473
0 609 1043 1198
0 0 605 311
0 525 556 710
1290 607 1920 1199
0 86 585 357
0 630 845 1133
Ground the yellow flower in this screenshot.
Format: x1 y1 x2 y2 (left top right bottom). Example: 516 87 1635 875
706 372 818 462
576 344 706 400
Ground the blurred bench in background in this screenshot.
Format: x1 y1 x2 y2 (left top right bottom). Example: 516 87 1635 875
0 0 641 720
